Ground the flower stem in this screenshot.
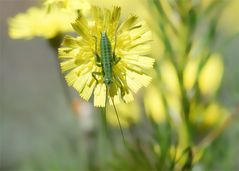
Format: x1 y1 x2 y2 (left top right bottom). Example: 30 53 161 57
48 34 72 105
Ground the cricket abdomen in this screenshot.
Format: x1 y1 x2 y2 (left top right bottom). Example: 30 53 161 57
100 32 113 85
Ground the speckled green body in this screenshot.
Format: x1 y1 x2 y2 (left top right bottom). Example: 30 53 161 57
100 32 113 85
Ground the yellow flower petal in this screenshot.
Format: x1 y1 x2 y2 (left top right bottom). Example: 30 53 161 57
199 54 224 96
203 102 229 127
94 83 106 107
144 85 166 123
118 15 138 32
161 60 181 96
61 59 78 72
44 0 91 14
183 58 198 90
80 77 96 100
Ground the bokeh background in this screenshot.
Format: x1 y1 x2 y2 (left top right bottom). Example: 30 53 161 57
1 0 239 170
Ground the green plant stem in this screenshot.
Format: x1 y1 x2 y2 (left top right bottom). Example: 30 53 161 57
48 34 72 105
151 0 193 146
151 0 178 34
155 62 174 127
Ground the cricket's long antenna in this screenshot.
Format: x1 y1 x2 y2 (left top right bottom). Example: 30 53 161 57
105 85 126 144
104 85 109 132
109 93 126 144
105 85 108 112
113 25 120 53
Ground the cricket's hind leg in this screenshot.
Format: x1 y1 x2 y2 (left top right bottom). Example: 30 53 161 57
113 75 128 103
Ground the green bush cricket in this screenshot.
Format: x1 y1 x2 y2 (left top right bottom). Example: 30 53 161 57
91 31 126 143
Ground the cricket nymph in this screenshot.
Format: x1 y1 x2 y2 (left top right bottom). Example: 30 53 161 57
92 31 121 87
100 32 113 85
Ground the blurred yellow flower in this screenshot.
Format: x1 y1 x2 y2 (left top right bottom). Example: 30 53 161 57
44 0 68 8
146 53 224 124
144 83 181 124
59 6 154 107
8 0 91 39
160 60 181 97
107 102 140 127
8 6 75 39
183 53 224 97
183 58 198 91
202 102 229 127
199 54 224 96
44 0 90 14
89 0 148 18
190 101 229 130
144 85 166 123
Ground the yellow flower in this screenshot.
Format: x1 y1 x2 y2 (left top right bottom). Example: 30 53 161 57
199 54 224 96
160 60 181 97
183 53 224 96
144 85 166 123
189 101 229 131
59 6 154 107
144 82 182 124
44 0 68 8
202 102 229 127
44 0 90 14
183 57 198 90
8 6 75 39
8 0 91 40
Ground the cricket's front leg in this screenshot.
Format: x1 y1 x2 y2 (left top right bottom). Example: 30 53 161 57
94 53 102 67
92 72 102 84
